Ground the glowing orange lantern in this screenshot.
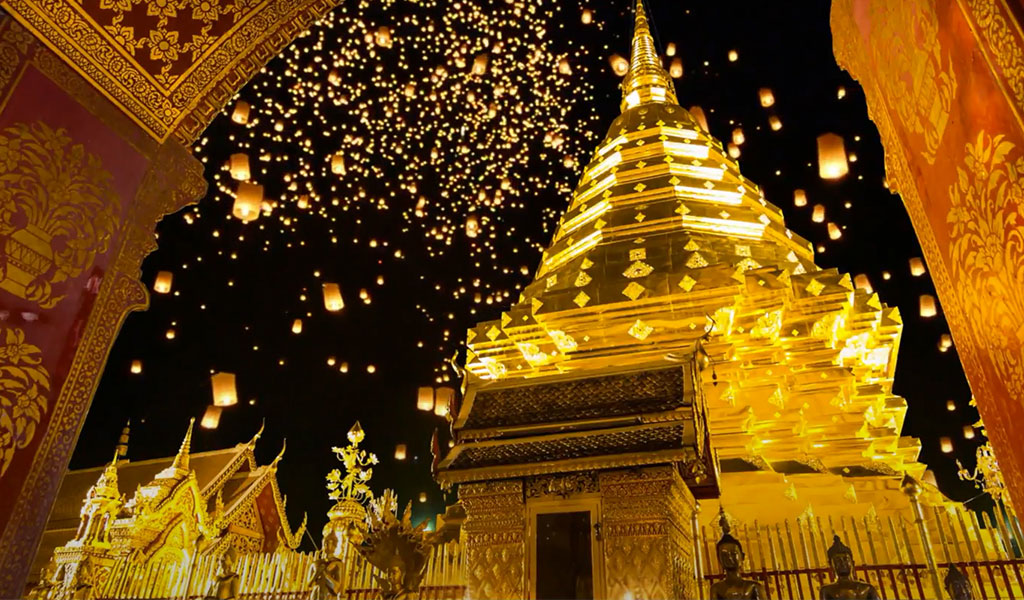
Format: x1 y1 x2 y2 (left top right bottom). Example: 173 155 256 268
331 153 345 175
229 153 250 181
909 257 926 276
919 295 937 318
610 54 629 76
688 106 709 131
472 54 489 76
817 133 849 179
435 387 454 417
727 143 740 159
581 9 593 24
759 88 775 107
231 101 250 125
853 274 872 294
812 204 825 223
827 222 842 240
946 400 956 411
394 444 407 460
153 271 173 294
940 437 953 453
728 49 739 62
769 115 782 131
465 215 480 238
669 58 683 79
732 128 745 145
233 182 262 223
211 372 237 407
666 42 677 57
793 189 807 207
963 426 975 440
292 319 303 334
417 387 435 412
201 406 222 429
130 360 142 374
323 283 344 312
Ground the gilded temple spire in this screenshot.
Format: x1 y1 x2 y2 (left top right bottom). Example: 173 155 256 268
115 419 130 459
621 0 678 110
163 418 194 477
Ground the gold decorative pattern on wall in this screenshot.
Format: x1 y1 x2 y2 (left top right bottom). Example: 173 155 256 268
947 132 1024 400
0 324 49 479
0 0 339 142
459 480 526 600
0 121 120 309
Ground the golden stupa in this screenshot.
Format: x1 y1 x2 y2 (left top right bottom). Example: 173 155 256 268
449 0 940 534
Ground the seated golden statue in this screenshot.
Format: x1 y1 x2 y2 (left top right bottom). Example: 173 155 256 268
820 535 879 600
944 564 974 600
205 547 240 600
307 532 346 600
708 511 766 599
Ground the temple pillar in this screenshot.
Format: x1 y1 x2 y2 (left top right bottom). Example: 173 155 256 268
460 480 528 600
600 466 697 600
831 0 1024 512
0 0 341 593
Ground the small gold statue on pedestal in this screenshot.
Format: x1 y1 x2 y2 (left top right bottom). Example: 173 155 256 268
205 547 240 600
820 535 879 600
708 510 766 599
307 532 345 600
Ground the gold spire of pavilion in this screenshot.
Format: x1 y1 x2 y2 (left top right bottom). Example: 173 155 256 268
621 0 678 110
155 418 194 479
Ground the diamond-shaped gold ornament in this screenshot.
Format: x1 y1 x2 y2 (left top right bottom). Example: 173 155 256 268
573 291 590 307
486 326 502 341
623 261 653 278
628 319 654 340
622 282 645 300
679 275 697 292
805 279 825 296
629 248 647 261
575 272 592 287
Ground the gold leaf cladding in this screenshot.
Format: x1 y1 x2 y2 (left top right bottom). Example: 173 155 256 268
623 261 653 279
805 279 825 296
573 291 591 307
486 326 502 341
628 319 654 340
686 252 708 269
679 275 697 292
622 282 645 301
629 248 647 261
531 298 543 313
574 271 592 287
0 324 50 479
684 240 700 251
545 274 557 289
0 121 119 309
675 203 691 216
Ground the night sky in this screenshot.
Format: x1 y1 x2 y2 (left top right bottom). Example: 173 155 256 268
69 0 985 543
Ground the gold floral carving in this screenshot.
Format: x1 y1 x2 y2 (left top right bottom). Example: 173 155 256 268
0 324 49 479
947 132 1024 397
963 0 1024 128
459 480 526 600
1 0 338 142
0 121 120 308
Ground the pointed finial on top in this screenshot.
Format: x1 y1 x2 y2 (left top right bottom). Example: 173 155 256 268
272 438 287 467
621 0 678 111
115 419 131 459
170 418 195 472
248 419 266 447
717 505 731 535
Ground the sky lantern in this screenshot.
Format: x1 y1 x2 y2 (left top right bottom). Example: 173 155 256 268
229 153 250 181
230 100 250 124
322 283 344 311
727 143 740 159
939 334 953 351
211 372 238 407
940 437 954 453
418 492 428 503
291 319 303 334
817 133 849 179
768 115 782 131
759 88 775 107
793 189 807 207
666 42 677 57
581 8 593 24
963 425 975 440
609 54 629 76
812 204 825 223
465 214 480 238
837 86 846 99
669 58 683 79
417 387 435 411
558 58 572 75
688 106 708 131
472 54 489 76
435 387 454 417
853 274 872 294
731 128 745 145
946 400 956 411
165 328 176 340
909 257 926 276
130 360 142 374
827 222 842 240
233 182 263 223
728 49 739 62
328 68 341 86
375 26 392 48
919 295 937 318
201 406 222 430
331 153 345 175
153 271 173 294
394 444 407 460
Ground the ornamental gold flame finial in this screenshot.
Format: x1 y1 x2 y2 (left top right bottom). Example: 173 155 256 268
170 418 194 472
621 0 678 110
326 422 378 504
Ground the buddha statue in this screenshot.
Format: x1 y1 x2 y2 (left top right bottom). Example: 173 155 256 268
944 564 974 600
708 510 766 599
820 535 879 600
308 532 346 600
206 547 240 600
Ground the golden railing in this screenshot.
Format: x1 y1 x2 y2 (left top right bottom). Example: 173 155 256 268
694 502 1024 599
93 541 466 600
